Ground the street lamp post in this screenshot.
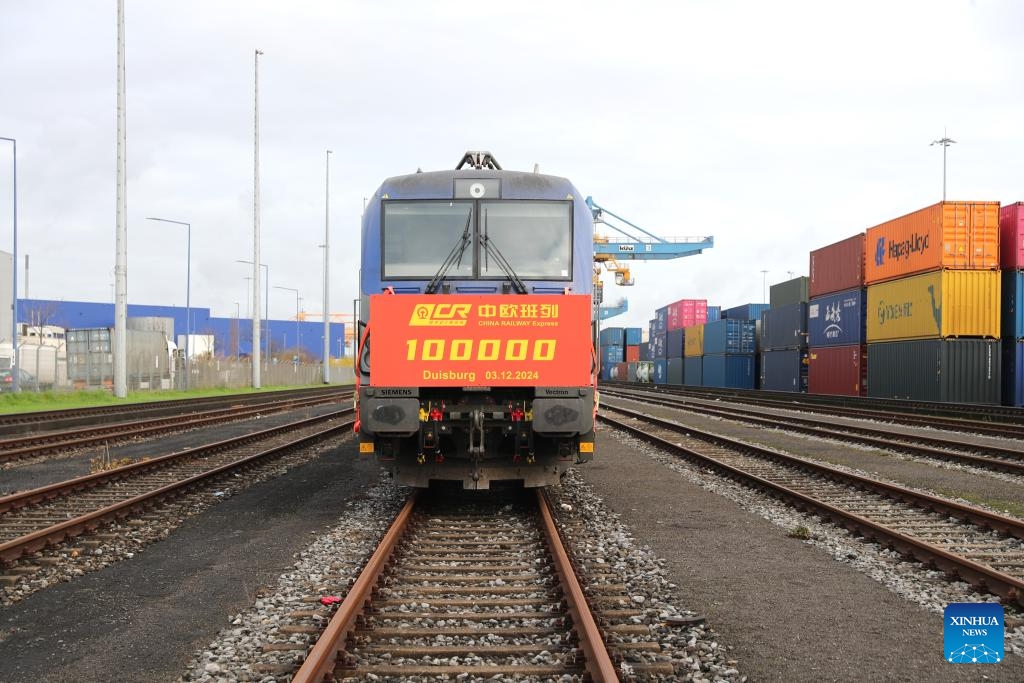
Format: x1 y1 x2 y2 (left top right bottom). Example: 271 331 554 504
760 269 768 304
931 129 956 201
0 137 16 393
147 217 191 390
323 149 332 384
237 260 269 370
275 286 300 360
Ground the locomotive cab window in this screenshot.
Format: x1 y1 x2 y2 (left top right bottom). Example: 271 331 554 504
382 201 475 279
481 201 572 280
381 198 572 280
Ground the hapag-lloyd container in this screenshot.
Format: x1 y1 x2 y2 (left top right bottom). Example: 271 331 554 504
863 201 1000 285
866 269 1000 342
1000 202 1024 269
807 288 866 346
810 233 865 297
1004 270 1024 340
808 345 867 397
867 339 1000 404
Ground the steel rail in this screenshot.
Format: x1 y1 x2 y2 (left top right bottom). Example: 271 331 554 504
0 392 351 464
598 382 1024 430
601 388 1024 475
600 407 1024 607
0 411 353 564
537 488 619 682
291 491 418 683
0 385 350 434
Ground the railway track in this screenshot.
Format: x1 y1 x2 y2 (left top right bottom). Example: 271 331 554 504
600 403 1024 608
0 408 353 570
601 387 1024 476
601 381 1024 437
287 490 674 682
0 388 352 465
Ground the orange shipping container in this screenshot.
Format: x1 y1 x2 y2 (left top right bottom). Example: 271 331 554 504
625 345 640 362
863 201 1000 285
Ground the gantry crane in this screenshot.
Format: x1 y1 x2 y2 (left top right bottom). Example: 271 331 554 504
588 196 714 319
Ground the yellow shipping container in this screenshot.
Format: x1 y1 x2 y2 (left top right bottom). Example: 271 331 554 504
866 270 1000 342
684 324 704 357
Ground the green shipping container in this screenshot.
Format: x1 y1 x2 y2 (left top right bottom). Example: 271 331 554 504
769 276 809 308
866 270 1000 342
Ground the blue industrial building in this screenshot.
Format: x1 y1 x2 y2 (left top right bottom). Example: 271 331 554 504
17 298 345 361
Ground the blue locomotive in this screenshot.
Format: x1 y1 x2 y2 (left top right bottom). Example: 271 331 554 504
356 151 597 489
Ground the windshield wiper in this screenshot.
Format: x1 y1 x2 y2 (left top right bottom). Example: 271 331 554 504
425 210 473 294
481 208 528 294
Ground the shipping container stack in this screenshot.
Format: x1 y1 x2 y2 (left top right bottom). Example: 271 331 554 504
624 326 643 382
650 313 667 384
701 318 756 388
683 323 704 385
864 201 1002 404
665 298 707 384
599 326 626 381
807 233 868 396
1001 202 1024 406
760 276 809 392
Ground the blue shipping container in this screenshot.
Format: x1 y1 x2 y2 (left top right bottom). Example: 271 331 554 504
667 357 684 384
807 288 866 347
625 327 643 346
1003 270 1024 340
702 353 756 388
599 327 625 347
1004 340 1024 407
703 319 757 354
602 345 624 368
651 332 667 359
760 348 808 392
666 328 685 358
653 359 668 384
761 303 808 350
655 307 668 332
683 357 702 386
723 303 769 321
707 306 722 322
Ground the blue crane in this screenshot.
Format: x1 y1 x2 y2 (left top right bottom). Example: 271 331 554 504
588 196 714 319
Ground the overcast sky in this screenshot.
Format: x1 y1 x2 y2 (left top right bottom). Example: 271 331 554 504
1 0 1022 331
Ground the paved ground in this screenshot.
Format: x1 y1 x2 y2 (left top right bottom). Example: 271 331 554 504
0 435 378 683
582 424 1024 682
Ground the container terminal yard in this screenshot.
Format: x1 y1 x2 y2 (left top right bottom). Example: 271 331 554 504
3 3 1024 682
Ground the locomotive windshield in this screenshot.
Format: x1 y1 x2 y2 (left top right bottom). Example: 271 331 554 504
480 201 572 279
381 199 572 280
382 201 475 279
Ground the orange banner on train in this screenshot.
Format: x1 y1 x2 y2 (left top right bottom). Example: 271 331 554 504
368 294 592 387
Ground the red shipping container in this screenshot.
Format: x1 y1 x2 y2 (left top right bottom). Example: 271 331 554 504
809 234 865 298
1001 202 1024 269
625 345 640 362
807 345 867 397
666 299 708 331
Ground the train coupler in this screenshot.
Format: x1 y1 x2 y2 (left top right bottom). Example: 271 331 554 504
510 401 534 464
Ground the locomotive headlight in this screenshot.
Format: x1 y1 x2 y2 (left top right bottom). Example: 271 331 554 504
469 182 486 198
